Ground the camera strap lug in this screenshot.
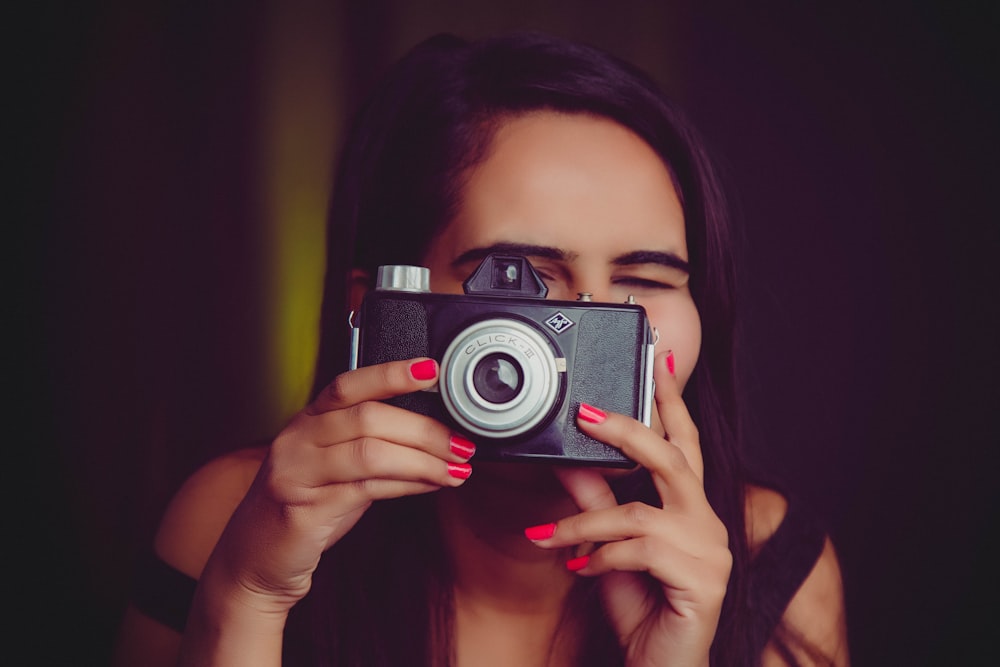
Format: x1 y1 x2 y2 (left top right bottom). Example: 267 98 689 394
348 310 360 370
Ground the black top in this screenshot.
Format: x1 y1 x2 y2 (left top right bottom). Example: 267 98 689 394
131 497 826 653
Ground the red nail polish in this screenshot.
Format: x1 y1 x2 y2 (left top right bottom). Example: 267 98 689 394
449 435 476 459
666 350 676 376
578 403 607 424
524 523 557 541
447 462 472 480
566 555 590 572
410 359 437 380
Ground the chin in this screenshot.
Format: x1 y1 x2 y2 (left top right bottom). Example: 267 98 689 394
470 460 564 492
456 460 654 518
470 459 642 490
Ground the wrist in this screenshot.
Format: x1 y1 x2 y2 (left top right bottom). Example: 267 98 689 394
177 557 291 667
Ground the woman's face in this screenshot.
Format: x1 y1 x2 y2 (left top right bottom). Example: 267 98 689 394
422 111 702 398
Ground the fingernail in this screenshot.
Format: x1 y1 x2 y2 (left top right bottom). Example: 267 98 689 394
410 359 437 380
447 462 472 480
666 350 676 376
524 523 556 541
449 435 476 459
566 555 590 572
578 403 607 424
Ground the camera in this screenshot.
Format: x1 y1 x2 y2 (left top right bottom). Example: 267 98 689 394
349 254 655 467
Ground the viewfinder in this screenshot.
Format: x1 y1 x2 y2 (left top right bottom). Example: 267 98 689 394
493 261 522 290
463 253 548 298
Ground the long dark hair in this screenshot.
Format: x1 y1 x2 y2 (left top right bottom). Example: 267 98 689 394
294 31 753 665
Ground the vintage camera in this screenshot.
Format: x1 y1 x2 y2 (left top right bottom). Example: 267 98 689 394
349 254 655 467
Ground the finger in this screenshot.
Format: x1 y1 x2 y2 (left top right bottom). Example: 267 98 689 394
525 501 664 548
552 467 619 512
314 437 473 488
296 400 475 463
564 536 697 586
320 478 447 504
307 357 439 415
261 438 472 519
575 404 703 508
570 537 733 613
653 350 704 481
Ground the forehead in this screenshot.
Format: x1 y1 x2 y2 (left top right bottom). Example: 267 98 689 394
428 111 687 263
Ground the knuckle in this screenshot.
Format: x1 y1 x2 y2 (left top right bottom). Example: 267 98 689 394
622 418 648 442
623 501 657 530
704 574 730 604
676 420 699 444
269 430 295 458
260 467 304 507
708 549 733 596
661 442 690 474
659 391 684 413
349 478 377 500
718 545 734 574
326 373 349 403
376 361 396 388
713 517 730 546
348 437 379 475
348 401 380 432
420 419 449 451
324 373 351 405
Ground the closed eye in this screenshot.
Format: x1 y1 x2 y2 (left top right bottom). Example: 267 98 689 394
613 276 678 290
528 263 569 286
534 268 557 282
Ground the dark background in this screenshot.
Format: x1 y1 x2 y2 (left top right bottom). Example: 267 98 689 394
23 0 998 664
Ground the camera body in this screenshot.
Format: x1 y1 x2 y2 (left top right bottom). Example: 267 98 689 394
349 254 655 467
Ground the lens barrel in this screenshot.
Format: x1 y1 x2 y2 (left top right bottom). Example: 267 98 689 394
439 318 560 438
471 353 524 404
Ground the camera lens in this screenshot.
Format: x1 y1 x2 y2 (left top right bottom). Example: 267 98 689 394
439 318 561 438
472 353 523 404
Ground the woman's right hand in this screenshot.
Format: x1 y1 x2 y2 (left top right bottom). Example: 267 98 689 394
202 357 474 616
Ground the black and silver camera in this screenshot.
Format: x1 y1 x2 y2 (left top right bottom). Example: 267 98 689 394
349 254 655 467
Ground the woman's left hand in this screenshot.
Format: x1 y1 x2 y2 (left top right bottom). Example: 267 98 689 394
526 351 732 667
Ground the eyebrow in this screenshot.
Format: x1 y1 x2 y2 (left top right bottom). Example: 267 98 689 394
451 242 689 274
612 250 690 274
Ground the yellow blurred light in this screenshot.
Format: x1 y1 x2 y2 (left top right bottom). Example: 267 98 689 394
260 2 344 426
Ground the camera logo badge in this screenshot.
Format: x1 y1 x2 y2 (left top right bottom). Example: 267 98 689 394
544 312 576 334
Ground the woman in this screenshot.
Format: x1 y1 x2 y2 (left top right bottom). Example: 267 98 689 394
114 32 848 666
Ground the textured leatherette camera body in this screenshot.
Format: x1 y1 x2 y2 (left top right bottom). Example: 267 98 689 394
352 289 652 467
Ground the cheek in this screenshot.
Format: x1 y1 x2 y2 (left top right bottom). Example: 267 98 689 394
645 296 702 390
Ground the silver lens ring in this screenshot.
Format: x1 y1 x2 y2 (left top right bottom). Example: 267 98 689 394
462 348 530 412
439 318 559 438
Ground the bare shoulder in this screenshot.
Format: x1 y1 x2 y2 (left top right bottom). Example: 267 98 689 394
744 484 789 556
154 446 268 578
113 447 268 667
745 485 850 666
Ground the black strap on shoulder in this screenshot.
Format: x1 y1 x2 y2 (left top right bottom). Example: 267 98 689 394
130 550 198 633
747 498 827 654
128 502 826 649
